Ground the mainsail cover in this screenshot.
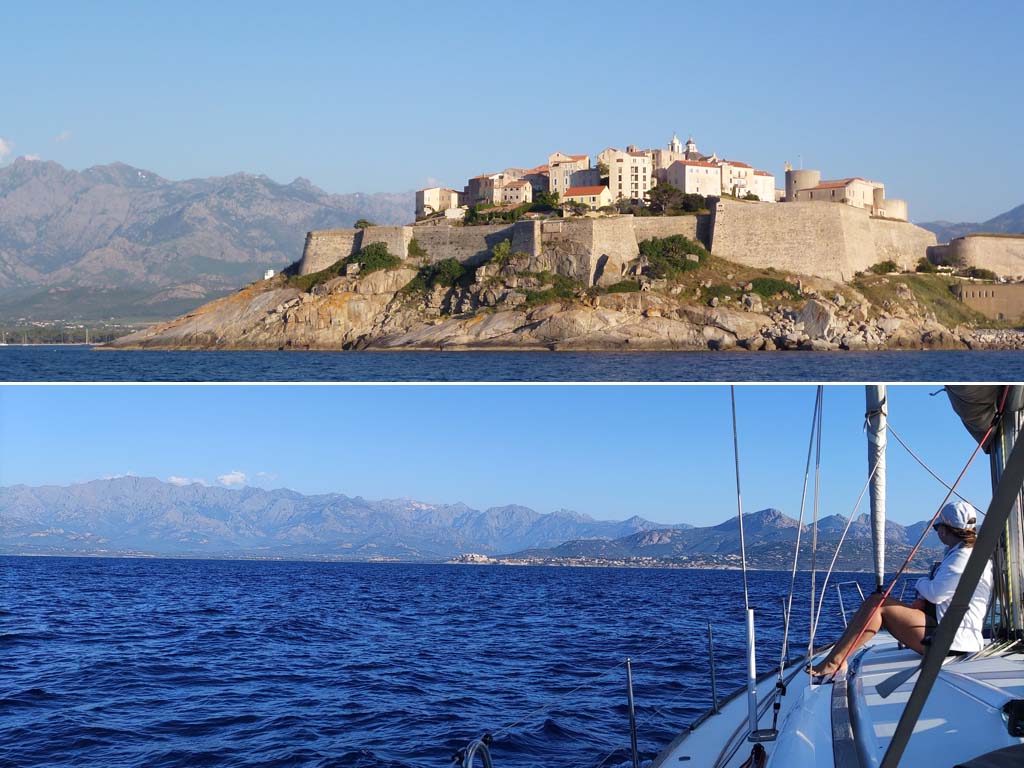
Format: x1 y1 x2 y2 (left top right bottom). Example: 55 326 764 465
947 386 1024 450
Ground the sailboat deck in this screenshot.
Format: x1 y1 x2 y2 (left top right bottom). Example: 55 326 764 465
848 639 1024 766
657 634 1024 767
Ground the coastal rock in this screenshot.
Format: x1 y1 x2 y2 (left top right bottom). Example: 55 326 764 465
797 298 838 339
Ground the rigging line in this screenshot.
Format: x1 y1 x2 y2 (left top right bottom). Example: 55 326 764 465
779 386 821 680
826 387 1008 680
488 630 684 739
885 421 980 513
808 388 825 661
813 458 881 635
731 386 750 612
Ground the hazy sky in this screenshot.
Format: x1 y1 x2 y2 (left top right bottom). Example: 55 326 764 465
0 385 994 527
1 1 1020 222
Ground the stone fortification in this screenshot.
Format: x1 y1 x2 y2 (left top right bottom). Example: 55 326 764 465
955 283 1024 322
300 230 361 275
929 235 1024 280
297 217 701 286
868 216 935 265
299 203 936 286
709 199 935 282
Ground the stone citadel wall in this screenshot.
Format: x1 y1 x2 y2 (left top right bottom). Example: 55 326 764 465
709 199 936 282
298 203 938 285
929 235 1024 280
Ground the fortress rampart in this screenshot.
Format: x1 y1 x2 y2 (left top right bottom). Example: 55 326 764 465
928 235 1024 280
298 202 938 286
710 200 935 282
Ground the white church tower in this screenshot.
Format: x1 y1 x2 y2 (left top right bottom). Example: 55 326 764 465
669 133 683 154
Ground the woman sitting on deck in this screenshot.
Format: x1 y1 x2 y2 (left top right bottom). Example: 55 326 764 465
810 501 992 678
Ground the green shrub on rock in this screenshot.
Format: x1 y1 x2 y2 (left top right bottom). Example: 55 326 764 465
407 238 427 258
916 257 938 273
403 258 469 295
749 277 801 298
604 281 641 293
869 260 900 275
343 241 401 275
638 235 708 279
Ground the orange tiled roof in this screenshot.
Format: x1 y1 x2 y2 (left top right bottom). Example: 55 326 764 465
724 160 752 168
505 180 530 188
564 185 607 197
754 170 772 177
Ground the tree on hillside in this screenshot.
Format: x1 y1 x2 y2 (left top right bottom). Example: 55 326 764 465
647 183 685 214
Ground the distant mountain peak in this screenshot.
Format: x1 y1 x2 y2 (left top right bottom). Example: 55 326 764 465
0 159 415 320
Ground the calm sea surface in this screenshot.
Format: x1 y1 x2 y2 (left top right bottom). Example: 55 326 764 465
1 345 1023 381
0 557 876 768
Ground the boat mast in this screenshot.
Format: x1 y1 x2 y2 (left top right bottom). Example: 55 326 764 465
865 385 887 592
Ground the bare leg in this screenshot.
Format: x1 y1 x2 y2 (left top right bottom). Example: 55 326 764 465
811 595 928 676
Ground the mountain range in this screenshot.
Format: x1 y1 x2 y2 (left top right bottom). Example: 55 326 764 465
512 507 942 570
0 158 414 320
918 203 1024 244
0 477 941 570
0 477 678 560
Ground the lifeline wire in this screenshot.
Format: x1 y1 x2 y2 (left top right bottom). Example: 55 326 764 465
731 386 750 612
778 386 822 680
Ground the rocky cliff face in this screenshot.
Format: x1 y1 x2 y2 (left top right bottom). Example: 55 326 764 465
109 248 981 352
0 158 413 319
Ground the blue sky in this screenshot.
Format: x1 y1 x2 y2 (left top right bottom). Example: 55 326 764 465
0 385 994 527
1 1 1020 222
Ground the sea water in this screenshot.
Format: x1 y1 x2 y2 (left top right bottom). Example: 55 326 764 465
0 557 876 767
2 345 1023 381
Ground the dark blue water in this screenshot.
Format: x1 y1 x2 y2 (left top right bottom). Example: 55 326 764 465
2 345 1023 381
0 558 876 767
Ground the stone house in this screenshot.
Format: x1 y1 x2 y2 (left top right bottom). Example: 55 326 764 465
416 187 462 218
784 168 908 221
501 180 533 206
548 152 599 197
563 185 612 210
665 160 723 197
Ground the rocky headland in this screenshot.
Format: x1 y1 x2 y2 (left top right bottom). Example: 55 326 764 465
108 239 1012 353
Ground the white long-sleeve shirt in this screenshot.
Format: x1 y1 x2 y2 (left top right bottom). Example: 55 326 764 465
915 542 992 653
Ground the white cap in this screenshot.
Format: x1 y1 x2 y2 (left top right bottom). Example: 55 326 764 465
938 501 978 530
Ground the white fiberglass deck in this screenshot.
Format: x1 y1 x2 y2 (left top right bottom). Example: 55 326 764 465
655 633 1024 767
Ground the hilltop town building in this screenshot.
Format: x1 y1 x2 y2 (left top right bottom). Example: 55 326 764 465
666 160 723 197
548 152 599 197
784 167 908 220
563 185 612 211
501 180 533 206
598 147 655 202
416 187 462 218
